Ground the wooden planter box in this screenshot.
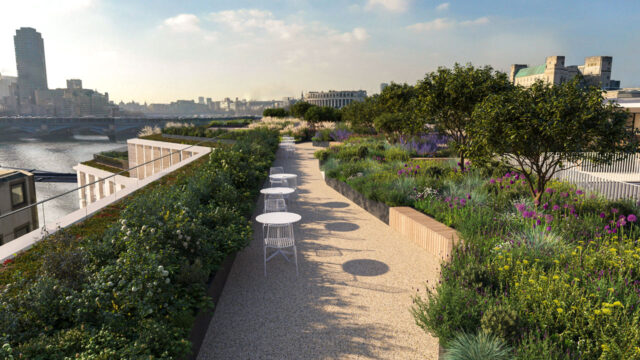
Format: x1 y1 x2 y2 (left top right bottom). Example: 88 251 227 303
325 177 389 223
389 207 459 261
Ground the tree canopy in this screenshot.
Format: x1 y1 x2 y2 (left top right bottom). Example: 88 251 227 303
415 63 513 169
290 101 313 118
262 108 289 117
468 77 637 203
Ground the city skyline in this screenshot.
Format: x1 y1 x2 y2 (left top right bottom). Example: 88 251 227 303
1 0 639 104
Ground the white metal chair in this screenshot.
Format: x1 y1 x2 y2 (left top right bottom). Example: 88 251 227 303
264 196 287 213
270 167 284 175
264 223 298 276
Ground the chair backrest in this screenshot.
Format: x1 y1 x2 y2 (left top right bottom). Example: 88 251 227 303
266 193 284 200
270 178 288 187
265 223 294 246
264 198 287 213
270 167 284 175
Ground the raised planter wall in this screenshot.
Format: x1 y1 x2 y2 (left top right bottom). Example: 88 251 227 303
325 177 389 223
389 207 459 261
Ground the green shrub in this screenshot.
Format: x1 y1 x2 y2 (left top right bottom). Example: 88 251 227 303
480 304 521 342
443 332 513 360
356 145 368 159
384 146 409 161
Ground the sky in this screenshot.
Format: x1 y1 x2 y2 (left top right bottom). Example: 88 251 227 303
0 0 639 104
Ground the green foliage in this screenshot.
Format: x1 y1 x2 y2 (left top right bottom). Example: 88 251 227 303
312 128 332 142
415 63 513 169
443 332 513 360
468 77 637 202
0 128 279 358
262 107 289 117
290 101 313 118
480 305 521 342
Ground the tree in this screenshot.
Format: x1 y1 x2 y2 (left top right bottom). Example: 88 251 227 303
415 63 513 170
342 96 378 133
373 113 407 142
290 101 313 118
262 108 289 117
468 77 636 204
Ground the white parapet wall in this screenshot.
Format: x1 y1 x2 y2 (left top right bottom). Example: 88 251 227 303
0 138 212 262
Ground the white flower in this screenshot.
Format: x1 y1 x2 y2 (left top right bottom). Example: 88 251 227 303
186 236 191 241
121 225 126 232
107 282 113 287
131 286 137 292
165 278 170 284
178 234 183 240
126 230 131 236
157 265 164 272
150 228 156 234
123 236 129 241
141 225 147 231
182 242 188 248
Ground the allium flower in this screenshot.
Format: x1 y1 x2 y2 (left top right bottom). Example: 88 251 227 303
553 205 560 211
612 208 619 214
545 214 554 223
489 179 496 184
600 212 606 218
561 192 569 198
545 188 555 194
515 203 527 213
546 226 552 232
576 190 584 195
628 214 637 222
543 203 549 210
536 219 542 226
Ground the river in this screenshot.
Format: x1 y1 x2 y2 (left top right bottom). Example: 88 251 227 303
0 135 127 226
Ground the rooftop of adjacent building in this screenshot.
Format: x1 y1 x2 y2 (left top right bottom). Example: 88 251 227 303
0 169 32 183
514 64 547 78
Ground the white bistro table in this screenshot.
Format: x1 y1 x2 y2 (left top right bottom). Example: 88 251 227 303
255 211 301 225
255 212 302 263
260 187 295 196
269 173 297 187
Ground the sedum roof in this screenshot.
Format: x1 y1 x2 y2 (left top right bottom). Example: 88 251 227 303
515 64 546 78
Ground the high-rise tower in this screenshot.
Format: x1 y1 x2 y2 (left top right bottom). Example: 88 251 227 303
14 27 48 108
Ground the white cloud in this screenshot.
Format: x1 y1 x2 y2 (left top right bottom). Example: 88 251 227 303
335 27 370 43
365 0 411 13
162 14 202 33
209 9 303 40
408 17 490 31
436 2 450 11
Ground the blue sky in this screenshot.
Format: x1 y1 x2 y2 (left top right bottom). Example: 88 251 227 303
1 0 639 103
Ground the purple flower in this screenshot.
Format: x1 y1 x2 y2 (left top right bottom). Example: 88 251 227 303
561 192 569 198
612 208 619 214
515 203 527 213
628 214 637 223
576 190 584 195
604 225 610 230
536 219 542 226
546 226 552 232
543 203 549 210
599 212 606 218
489 179 496 184
466 193 471 199
545 188 555 194
545 214 554 223
553 205 560 211
460 198 467 206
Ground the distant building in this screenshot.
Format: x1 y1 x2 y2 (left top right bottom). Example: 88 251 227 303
0 74 18 114
14 27 48 112
0 169 38 244
605 88 640 134
198 96 205 104
380 83 389 92
0 73 17 99
304 90 367 109
510 55 620 90
66 79 82 90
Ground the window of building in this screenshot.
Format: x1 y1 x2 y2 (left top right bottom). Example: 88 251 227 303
14 223 30 238
10 182 27 208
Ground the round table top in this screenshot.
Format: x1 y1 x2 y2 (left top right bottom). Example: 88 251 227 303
256 212 302 225
260 187 295 195
269 173 297 180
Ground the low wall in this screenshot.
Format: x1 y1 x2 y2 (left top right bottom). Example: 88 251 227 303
322 171 459 261
389 207 459 261
325 177 389 223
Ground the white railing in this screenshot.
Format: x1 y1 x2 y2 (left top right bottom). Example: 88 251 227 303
0 140 212 262
553 167 640 201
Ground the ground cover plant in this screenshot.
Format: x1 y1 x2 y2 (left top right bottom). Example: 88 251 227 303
317 137 640 359
0 128 279 358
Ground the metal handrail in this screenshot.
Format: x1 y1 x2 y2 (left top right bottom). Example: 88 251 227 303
0 139 213 222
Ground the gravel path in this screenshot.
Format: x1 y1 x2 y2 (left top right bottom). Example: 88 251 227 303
197 142 441 360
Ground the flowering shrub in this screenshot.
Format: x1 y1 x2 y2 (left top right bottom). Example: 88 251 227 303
321 137 640 358
0 128 279 358
398 133 449 157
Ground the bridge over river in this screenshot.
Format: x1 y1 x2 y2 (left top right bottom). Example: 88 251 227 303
0 116 257 141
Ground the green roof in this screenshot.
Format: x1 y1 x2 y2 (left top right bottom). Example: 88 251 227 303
515 64 546 78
